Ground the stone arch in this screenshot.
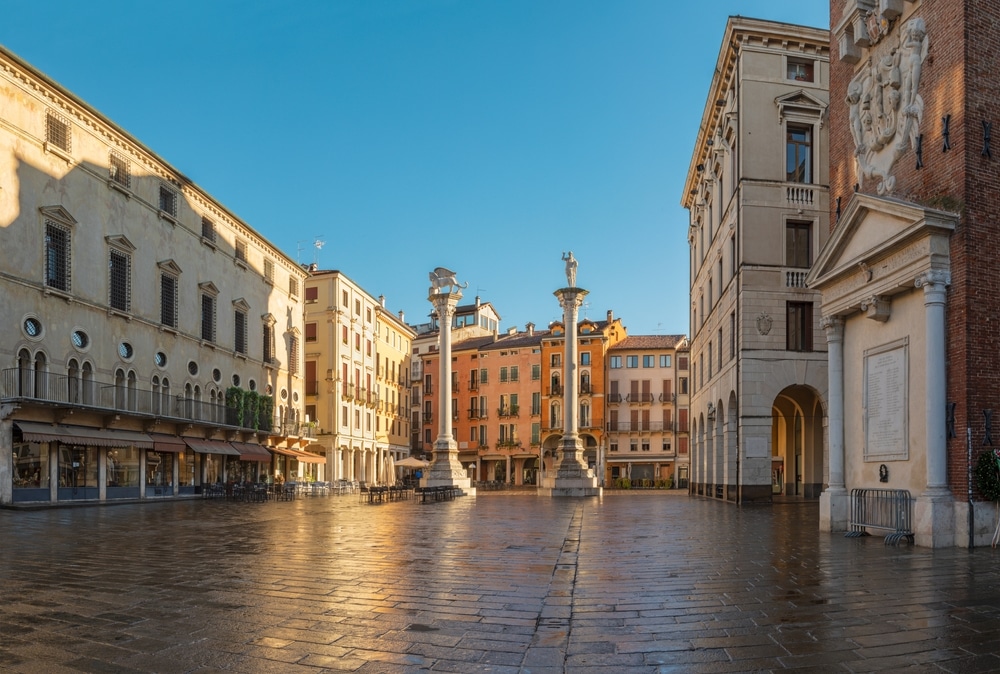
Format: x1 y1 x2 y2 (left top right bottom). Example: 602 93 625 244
771 384 825 498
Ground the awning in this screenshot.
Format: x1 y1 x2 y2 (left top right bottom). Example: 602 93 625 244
270 446 325 464
149 433 187 453
183 438 240 456
231 442 272 462
15 422 153 449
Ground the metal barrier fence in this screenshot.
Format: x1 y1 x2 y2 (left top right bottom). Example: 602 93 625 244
846 488 914 545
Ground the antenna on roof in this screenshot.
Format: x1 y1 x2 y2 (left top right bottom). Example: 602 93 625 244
313 237 325 267
582 300 591 319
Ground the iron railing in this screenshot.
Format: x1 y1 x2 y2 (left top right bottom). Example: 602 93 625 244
846 488 914 545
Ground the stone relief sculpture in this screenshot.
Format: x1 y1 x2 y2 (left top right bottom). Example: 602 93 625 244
561 251 578 287
847 17 928 195
428 267 467 294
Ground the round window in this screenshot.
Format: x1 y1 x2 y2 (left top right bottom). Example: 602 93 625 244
188 360 199 376
280 388 288 401
154 351 167 367
118 342 134 360
293 392 299 403
232 374 241 387
72 330 89 349
265 384 273 395
213 368 222 383
23 317 42 338
248 379 257 392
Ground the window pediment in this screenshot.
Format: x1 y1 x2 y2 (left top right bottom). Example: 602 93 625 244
39 205 77 227
198 281 220 297
157 259 183 275
775 90 827 126
232 298 250 312
105 234 136 253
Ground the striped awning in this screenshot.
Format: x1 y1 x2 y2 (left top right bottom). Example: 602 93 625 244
15 422 153 449
182 438 240 456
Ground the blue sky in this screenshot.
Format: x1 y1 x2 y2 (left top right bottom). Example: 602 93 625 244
3 1 829 336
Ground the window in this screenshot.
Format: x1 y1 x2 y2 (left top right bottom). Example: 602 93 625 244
342 290 349 307
264 259 274 284
479 368 488 384
660 355 671 368
678 355 688 370
45 110 71 152
201 294 216 342
532 392 541 415
159 185 177 217
510 366 519 382
234 240 248 264
787 302 813 351
263 321 275 363
626 356 638 368
109 151 130 189
289 277 299 297
108 248 131 312
355 299 361 315
499 367 508 383
642 355 654 368
289 335 299 374
304 323 317 343
234 309 248 354
305 286 318 302
786 221 812 268
610 442 618 453
342 325 348 344
786 125 812 184
787 58 814 82
531 364 541 380
355 333 361 351
679 377 688 395
610 356 622 369
731 311 737 359
201 217 216 244
551 353 561 367
641 441 650 452
44 220 71 291
581 352 591 366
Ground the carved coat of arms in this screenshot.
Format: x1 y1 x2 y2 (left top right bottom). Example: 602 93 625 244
847 18 929 195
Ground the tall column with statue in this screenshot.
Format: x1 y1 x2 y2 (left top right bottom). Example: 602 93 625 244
422 267 474 494
540 252 602 497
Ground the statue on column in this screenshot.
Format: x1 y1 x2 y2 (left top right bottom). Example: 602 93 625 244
561 251 578 287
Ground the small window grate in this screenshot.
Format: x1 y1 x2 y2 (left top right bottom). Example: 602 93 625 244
46 110 71 152
159 185 177 217
262 323 275 363
289 335 299 374
264 258 274 284
201 216 216 243
109 151 130 189
109 249 131 311
44 220 71 291
289 277 299 297
236 239 248 263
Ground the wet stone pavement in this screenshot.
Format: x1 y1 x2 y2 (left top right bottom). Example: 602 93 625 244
1 493 1000 674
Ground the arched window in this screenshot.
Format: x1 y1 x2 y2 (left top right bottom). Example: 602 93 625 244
151 376 161 415
115 368 126 410
160 378 171 417
33 351 47 399
67 358 80 403
580 372 591 394
127 370 137 411
550 402 561 429
82 362 94 405
17 348 31 396
551 373 561 396
580 402 590 428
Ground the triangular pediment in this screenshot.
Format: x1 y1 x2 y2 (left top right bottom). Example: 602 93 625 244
38 205 77 227
807 193 958 315
775 89 827 124
105 234 136 252
232 297 250 312
198 281 220 296
157 259 183 275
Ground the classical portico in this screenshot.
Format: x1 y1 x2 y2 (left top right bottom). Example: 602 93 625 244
807 193 958 546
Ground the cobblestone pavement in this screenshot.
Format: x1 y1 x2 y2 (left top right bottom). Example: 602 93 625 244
2 493 1000 674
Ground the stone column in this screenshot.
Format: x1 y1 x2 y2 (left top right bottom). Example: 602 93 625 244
422 274 473 493
820 315 848 531
914 270 953 547
540 253 600 497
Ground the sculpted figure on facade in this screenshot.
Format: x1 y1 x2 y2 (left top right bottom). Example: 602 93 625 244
847 17 929 195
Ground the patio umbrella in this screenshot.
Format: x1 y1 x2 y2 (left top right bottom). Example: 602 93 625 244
380 454 396 485
396 456 430 469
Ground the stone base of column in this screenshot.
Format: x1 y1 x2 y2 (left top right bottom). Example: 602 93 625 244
420 439 475 496
538 469 601 497
914 489 954 548
819 488 849 532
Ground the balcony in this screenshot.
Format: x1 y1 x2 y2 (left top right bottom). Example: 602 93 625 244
1 367 274 433
497 406 519 418
422 413 433 424
469 380 479 391
468 409 480 420
548 384 563 397
784 268 810 288
786 184 816 207
343 383 356 401
659 392 676 403
608 393 623 403
580 383 591 394
625 393 654 403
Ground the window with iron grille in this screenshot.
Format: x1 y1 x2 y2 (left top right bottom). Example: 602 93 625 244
44 220 71 291
108 248 131 312
264 258 274 284
234 309 248 354
201 216 216 243
289 335 299 374
46 110 71 152
160 273 178 327
263 322 275 362
289 277 299 297
159 185 177 216
108 151 131 189
235 239 248 264
201 293 216 342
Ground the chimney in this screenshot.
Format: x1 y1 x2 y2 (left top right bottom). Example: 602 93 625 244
507 326 517 335
526 322 534 335
475 296 481 307
379 295 386 307
398 310 405 322
607 310 614 322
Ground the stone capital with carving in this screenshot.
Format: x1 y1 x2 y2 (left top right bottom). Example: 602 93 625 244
860 295 891 322
821 315 845 340
915 269 951 289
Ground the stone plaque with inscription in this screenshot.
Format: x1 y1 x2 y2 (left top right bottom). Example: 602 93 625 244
863 338 908 461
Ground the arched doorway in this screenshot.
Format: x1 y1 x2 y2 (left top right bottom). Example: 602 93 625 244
771 385 824 498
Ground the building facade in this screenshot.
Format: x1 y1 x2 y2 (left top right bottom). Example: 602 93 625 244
375 297 415 478
682 17 831 503
809 0 996 547
605 335 688 487
0 46 312 504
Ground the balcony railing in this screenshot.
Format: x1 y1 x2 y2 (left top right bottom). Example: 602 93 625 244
785 268 809 288
497 406 519 418
422 413 433 424
786 184 816 207
548 384 563 396
469 380 479 391
468 409 481 420
1 367 275 433
580 383 591 394
625 393 654 403
608 393 624 403
605 421 667 432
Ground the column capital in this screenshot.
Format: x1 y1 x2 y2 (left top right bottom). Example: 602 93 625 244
915 269 951 290
821 315 845 340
